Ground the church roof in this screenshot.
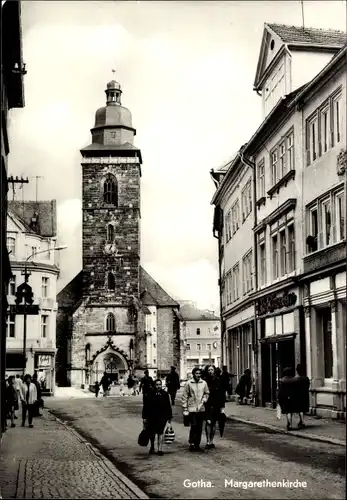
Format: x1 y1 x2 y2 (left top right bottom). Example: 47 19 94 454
80 142 142 163
140 267 179 307
8 200 57 237
57 267 178 312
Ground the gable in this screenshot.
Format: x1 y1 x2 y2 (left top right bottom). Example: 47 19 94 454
140 267 178 307
7 212 32 233
9 200 57 237
57 271 83 312
254 24 285 90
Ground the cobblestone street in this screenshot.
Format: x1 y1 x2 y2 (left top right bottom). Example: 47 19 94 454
45 392 345 499
0 409 147 499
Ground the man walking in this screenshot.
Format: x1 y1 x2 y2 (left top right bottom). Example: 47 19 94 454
181 367 209 451
165 366 180 405
100 372 110 397
139 370 154 400
220 365 234 401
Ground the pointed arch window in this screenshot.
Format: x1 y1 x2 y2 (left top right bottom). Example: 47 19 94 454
106 313 116 332
107 224 115 243
107 272 115 290
103 174 118 205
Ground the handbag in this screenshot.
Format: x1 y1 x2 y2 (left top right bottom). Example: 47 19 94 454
138 427 150 447
276 404 282 420
164 424 175 444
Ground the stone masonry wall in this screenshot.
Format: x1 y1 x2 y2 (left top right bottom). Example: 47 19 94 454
82 162 141 305
157 307 180 375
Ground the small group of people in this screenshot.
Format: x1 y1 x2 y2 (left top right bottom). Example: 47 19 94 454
140 365 226 455
278 364 310 430
95 372 141 398
5 373 42 430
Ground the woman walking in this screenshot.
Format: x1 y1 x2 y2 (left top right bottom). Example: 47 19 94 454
204 365 225 450
142 379 172 456
20 374 38 428
235 369 252 404
6 376 19 428
293 364 310 429
278 367 295 430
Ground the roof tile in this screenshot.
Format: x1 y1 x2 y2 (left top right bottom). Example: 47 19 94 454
8 200 57 237
267 23 346 46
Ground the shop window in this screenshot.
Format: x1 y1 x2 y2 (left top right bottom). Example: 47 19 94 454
6 314 15 338
321 307 333 380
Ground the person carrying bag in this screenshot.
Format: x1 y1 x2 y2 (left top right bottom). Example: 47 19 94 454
164 424 175 444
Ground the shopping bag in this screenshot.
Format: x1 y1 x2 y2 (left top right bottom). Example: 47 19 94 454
164 424 175 444
276 404 282 420
138 427 150 447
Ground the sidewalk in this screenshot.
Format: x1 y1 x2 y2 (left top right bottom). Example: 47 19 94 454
0 410 148 499
224 401 346 446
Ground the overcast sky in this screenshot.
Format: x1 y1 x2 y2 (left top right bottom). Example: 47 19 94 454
8 0 347 312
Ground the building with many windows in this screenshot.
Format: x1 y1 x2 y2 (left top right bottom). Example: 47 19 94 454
211 23 346 418
178 301 221 379
6 201 60 395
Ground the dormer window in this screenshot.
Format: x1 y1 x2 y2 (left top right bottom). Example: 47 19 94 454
103 174 118 205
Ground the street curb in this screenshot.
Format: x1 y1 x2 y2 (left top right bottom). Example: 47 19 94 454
47 410 149 499
226 414 346 447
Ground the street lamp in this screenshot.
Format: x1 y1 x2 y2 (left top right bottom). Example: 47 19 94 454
20 245 68 374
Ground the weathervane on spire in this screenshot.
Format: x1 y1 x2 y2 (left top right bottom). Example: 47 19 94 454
111 68 116 78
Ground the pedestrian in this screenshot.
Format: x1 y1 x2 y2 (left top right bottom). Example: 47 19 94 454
119 376 125 396
6 376 19 428
100 372 110 397
278 366 295 430
235 368 252 404
204 365 225 450
94 381 100 398
139 370 155 400
32 373 42 417
181 367 209 452
19 374 38 428
133 375 139 395
127 373 135 396
165 366 180 406
293 364 310 429
220 365 233 401
14 374 23 419
142 378 172 456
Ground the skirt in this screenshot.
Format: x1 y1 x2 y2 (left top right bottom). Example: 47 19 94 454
147 418 168 436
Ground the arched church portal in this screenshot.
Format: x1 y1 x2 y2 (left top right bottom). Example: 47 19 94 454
92 350 128 384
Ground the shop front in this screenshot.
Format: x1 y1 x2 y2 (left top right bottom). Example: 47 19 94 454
303 271 346 419
256 286 304 408
35 352 55 396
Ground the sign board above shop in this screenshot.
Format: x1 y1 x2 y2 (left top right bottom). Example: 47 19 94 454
256 292 297 316
10 304 39 315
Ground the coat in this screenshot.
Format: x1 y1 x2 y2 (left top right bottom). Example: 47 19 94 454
205 376 225 411
293 375 310 413
142 389 172 422
181 378 209 413
20 382 37 405
139 376 154 394
166 372 180 392
235 373 252 398
278 376 295 414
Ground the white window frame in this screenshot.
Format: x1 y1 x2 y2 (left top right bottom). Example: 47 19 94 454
186 343 191 351
242 250 253 295
257 160 265 198
225 211 231 242
42 277 49 298
197 343 201 351
271 150 278 185
335 190 345 242
9 276 16 296
279 141 286 178
232 263 240 301
332 93 342 145
306 113 319 165
320 103 330 154
41 315 48 338
287 132 294 171
6 314 15 338
258 239 266 287
241 180 252 222
207 344 212 351
279 228 287 276
321 197 332 247
231 200 240 234
272 233 279 280
7 237 16 258
287 223 296 273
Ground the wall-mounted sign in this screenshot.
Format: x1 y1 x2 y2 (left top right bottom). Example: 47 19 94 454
38 355 51 367
256 292 297 316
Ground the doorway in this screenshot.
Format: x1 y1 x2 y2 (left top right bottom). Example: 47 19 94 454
261 342 277 407
277 339 295 378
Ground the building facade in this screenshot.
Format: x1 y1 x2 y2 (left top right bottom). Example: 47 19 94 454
211 23 346 418
1 0 26 435
178 302 221 379
56 79 180 388
6 201 59 395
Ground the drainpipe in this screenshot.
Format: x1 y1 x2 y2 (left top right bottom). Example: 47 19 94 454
240 152 259 406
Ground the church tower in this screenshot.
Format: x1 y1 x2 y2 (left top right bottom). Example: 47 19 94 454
77 78 142 385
